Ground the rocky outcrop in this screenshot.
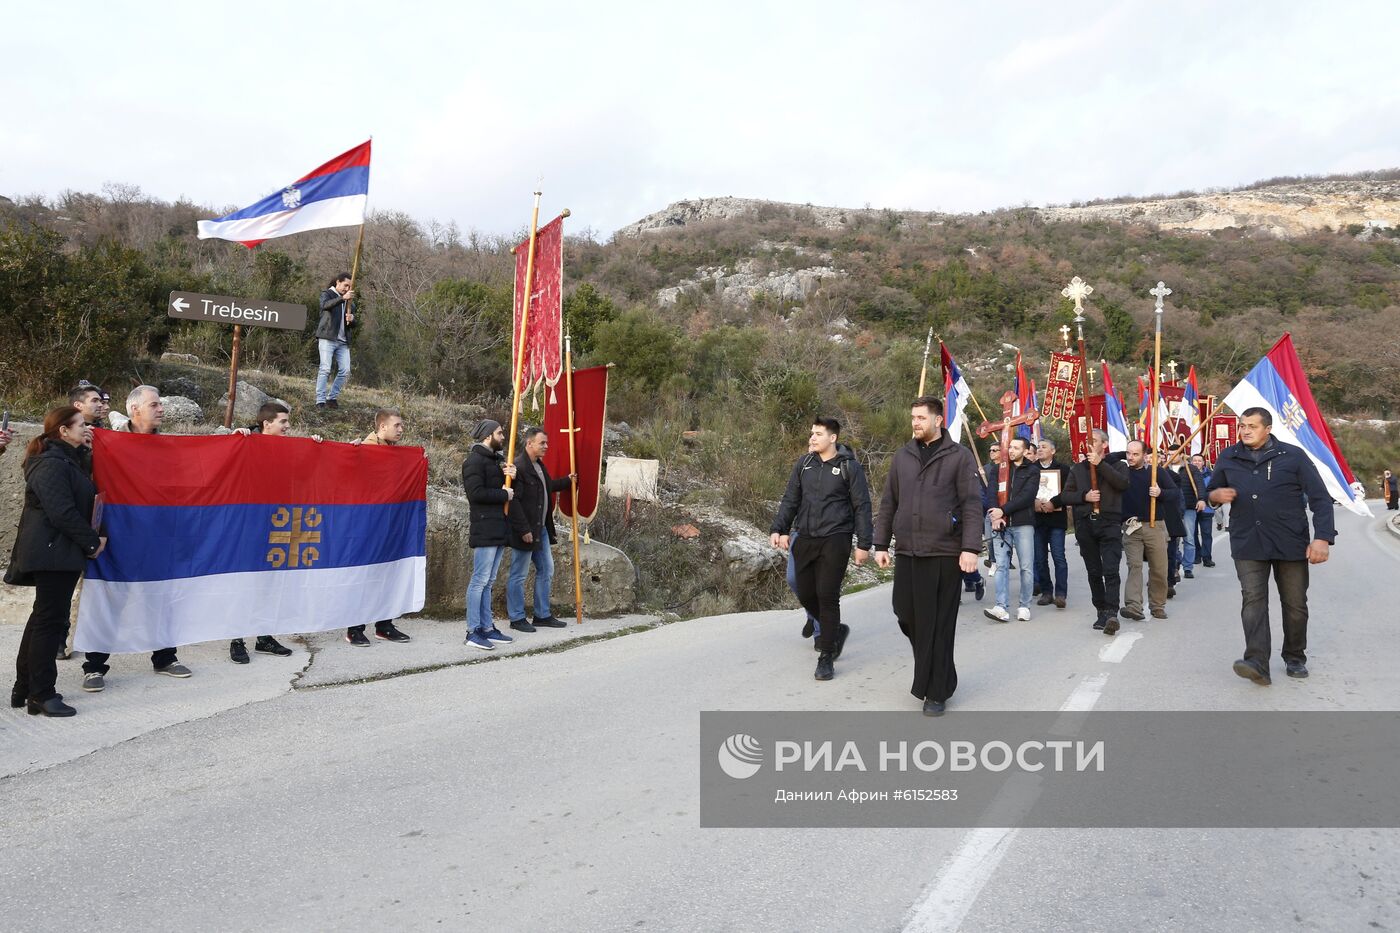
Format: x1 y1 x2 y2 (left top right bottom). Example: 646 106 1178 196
216 381 289 425
657 258 844 308
619 197 943 237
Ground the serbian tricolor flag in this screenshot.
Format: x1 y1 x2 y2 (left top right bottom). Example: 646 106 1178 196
75 431 427 653
1183 365 1202 454
513 214 566 402
197 140 371 248
1223 333 1370 516
941 343 971 443
1100 363 1131 453
1013 352 1036 441
542 364 610 522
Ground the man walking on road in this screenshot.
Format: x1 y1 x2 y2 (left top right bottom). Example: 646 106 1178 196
982 437 1038 623
1118 440 1180 622
1061 430 1130 634
1192 454 1217 566
1031 438 1071 609
770 418 873 682
1207 407 1335 685
873 397 983 717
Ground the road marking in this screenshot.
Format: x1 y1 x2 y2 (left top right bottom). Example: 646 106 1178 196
902 671 1110 931
1098 631 1143 663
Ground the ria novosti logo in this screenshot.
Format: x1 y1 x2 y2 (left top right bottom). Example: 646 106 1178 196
717 734 763 779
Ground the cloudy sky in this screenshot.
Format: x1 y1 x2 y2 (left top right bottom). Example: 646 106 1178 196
4 0 1398 238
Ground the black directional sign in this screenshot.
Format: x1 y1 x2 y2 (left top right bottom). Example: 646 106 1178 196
167 291 308 331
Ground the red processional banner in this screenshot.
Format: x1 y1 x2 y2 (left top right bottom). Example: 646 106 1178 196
541 364 610 522
1070 394 1106 459
1205 414 1239 465
1041 352 1083 425
1156 384 1188 452
512 214 565 398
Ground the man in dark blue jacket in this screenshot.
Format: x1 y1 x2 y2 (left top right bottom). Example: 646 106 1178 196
771 417 873 682
981 437 1039 622
1207 407 1335 684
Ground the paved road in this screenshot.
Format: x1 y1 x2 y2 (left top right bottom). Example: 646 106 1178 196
1 505 1396 932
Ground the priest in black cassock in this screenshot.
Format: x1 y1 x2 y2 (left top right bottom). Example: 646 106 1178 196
873 396 986 717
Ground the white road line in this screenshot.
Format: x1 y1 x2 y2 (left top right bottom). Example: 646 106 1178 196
1098 631 1143 663
902 671 1111 932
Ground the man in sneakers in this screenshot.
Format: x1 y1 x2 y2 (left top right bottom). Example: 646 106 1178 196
1193 454 1218 567
874 396 983 716
80 386 192 691
982 437 1038 623
506 426 575 633
1118 440 1180 622
770 418 873 682
345 409 414 646
462 419 517 651
1173 457 1208 579
1031 438 1071 609
315 272 354 409
1061 430 1131 634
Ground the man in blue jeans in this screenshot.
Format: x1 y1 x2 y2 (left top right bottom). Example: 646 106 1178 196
315 272 354 408
1031 438 1071 609
982 437 1039 622
506 427 575 632
1173 458 1207 578
461 420 517 651
1191 454 1216 567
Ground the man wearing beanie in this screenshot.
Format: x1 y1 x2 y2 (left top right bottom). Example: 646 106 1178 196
462 419 518 650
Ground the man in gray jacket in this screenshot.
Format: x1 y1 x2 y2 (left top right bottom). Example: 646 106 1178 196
315 272 355 408
873 396 984 717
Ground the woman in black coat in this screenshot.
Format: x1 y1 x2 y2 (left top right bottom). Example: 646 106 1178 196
6 406 105 717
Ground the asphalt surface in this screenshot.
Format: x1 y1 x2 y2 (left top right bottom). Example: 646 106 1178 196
1 504 1396 932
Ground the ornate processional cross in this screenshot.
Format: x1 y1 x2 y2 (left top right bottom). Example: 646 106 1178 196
977 391 1041 505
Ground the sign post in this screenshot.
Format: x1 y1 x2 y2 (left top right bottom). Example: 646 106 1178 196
167 291 309 428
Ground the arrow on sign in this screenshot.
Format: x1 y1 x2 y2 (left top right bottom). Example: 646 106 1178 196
170 296 190 314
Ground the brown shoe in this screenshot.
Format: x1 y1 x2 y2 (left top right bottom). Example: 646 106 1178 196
1054 597 1066 609
1103 615 1120 636
1151 608 1168 619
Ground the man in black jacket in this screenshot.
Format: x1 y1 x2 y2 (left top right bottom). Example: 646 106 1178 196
771 417 873 681
982 437 1038 623
873 396 984 716
1061 430 1130 634
1207 407 1335 684
1031 438 1072 609
315 272 355 409
1119 440 1180 621
506 427 575 633
462 419 518 651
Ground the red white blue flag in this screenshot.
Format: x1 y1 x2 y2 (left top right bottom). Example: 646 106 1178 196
1100 363 1131 453
941 343 972 443
75 431 426 653
1223 333 1369 516
197 140 371 248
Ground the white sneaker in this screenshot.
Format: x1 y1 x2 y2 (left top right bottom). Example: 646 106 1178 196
983 605 1010 623
1017 607 1032 622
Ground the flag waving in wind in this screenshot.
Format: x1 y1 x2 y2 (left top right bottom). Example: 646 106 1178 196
1223 333 1370 516
197 140 371 248
1100 363 1131 452
941 343 971 443
1184 365 1202 454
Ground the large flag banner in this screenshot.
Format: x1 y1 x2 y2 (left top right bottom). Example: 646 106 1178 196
75 432 427 653
197 140 371 248
1070 395 1105 458
941 343 972 444
513 213 566 400
1041 351 1083 424
1157 384 1188 451
1223 333 1370 516
1184 365 1202 454
1013 353 1036 441
542 364 610 522
1206 413 1238 465
1100 363 1131 452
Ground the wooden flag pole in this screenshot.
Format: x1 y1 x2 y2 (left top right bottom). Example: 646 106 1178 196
504 191 544 509
564 334 584 624
348 222 366 294
916 327 933 396
222 324 242 429
1062 276 1098 510
1148 281 1171 526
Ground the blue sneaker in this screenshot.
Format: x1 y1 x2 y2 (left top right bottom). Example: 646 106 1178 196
465 631 495 651
485 627 514 644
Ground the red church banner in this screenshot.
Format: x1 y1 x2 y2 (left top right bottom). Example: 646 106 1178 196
513 214 565 398
542 364 610 522
1042 352 1082 425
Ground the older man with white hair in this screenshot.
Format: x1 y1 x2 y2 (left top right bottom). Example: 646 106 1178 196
79 385 193 692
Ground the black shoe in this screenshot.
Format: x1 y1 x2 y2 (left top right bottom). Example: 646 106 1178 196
376 624 411 642
1092 611 1107 631
1202 559 1215 568
10 687 24 709
1285 659 1309 678
1120 608 1145 621
27 695 76 717
56 649 71 660
814 652 834 681
1103 615 1120 636
1233 659 1271 685
1033 587 1042 597
316 402 327 409
509 618 537 633
1184 570 1194 579
230 639 250 664
922 698 946 717
326 398 339 409
1167 586 1177 599
833 623 850 660
1036 594 1054 606
255 636 293 657
533 616 567 629
974 579 985 601
346 629 372 647
801 617 814 639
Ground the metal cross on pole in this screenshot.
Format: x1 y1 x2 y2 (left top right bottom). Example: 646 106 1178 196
1167 359 1179 382
1148 281 1171 525
1058 324 1071 347
977 391 1040 506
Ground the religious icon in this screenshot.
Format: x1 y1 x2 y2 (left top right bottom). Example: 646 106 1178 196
1055 361 1075 381
1037 470 1062 501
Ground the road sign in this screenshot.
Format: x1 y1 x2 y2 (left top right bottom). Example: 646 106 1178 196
167 291 308 332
